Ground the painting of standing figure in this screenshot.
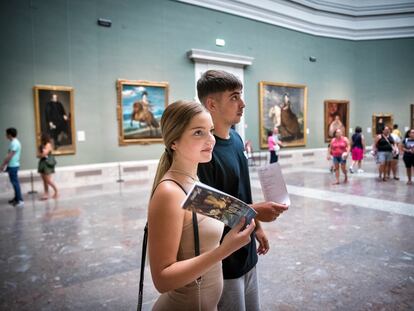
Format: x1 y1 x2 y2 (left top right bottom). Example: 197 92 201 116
372 113 393 137
33 85 76 155
259 81 307 148
324 100 349 142
117 80 168 145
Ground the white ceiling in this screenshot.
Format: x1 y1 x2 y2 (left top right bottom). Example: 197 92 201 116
290 0 414 16
175 0 414 40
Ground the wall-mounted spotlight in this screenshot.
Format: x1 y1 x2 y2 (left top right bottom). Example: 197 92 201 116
309 56 317 62
97 18 112 27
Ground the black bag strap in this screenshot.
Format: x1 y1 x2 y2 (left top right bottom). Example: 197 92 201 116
192 211 200 257
137 223 148 311
137 179 200 311
192 211 202 283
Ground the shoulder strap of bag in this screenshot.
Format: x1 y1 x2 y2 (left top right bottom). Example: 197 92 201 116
385 136 399 156
383 134 391 145
137 179 200 311
137 223 148 311
192 205 202 310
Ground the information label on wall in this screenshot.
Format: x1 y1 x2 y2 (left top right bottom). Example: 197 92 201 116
77 131 86 142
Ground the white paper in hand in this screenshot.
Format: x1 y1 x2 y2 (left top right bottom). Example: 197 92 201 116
257 162 290 206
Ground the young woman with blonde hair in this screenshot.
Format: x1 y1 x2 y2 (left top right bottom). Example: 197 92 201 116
147 100 255 311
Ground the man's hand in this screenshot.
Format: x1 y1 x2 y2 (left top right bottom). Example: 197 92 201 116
1 151 14 172
255 226 269 255
252 201 288 222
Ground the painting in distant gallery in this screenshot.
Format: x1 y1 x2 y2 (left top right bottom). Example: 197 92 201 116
259 81 307 148
33 85 75 155
324 100 349 142
117 80 168 145
372 113 393 137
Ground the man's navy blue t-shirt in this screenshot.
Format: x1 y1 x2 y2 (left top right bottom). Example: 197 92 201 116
198 129 258 279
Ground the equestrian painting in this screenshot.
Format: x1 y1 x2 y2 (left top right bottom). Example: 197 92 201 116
117 80 168 145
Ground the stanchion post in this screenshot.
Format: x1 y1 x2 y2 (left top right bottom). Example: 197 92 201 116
28 170 38 194
116 163 124 183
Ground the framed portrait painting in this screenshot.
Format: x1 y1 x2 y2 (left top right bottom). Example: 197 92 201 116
259 81 307 148
324 100 349 142
117 80 168 145
33 85 75 155
372 113 393 137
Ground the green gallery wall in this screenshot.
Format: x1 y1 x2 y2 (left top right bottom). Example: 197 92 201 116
1 0 414 170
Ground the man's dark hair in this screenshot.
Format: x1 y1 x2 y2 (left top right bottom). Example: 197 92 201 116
6 128 17 138
393 124 398 129
355 126 362 133
197 70 243 103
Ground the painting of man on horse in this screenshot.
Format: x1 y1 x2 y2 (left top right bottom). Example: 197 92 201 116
130 91 160 132
117 80 168 144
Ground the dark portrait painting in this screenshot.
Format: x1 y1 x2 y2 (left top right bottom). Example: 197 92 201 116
259 81 307 148
372 113 393 137
324 100 349 142
33 85 75 155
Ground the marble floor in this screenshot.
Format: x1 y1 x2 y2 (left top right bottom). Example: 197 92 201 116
1 158 413 311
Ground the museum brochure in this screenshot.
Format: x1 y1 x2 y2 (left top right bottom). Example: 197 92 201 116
181 182 257 228
257 162 291 206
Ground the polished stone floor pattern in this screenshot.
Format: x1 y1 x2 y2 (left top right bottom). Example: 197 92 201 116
0 159 413 311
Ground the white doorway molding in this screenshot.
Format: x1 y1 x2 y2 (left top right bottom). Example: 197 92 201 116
187 48 254 142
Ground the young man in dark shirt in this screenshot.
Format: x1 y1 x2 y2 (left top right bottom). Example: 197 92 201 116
197 70 288 311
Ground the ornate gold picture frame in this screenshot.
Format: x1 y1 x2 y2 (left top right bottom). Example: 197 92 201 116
33 85 75 155
259 81 307 148
372 113 393 137
324 100 350 142
117 80 168 145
